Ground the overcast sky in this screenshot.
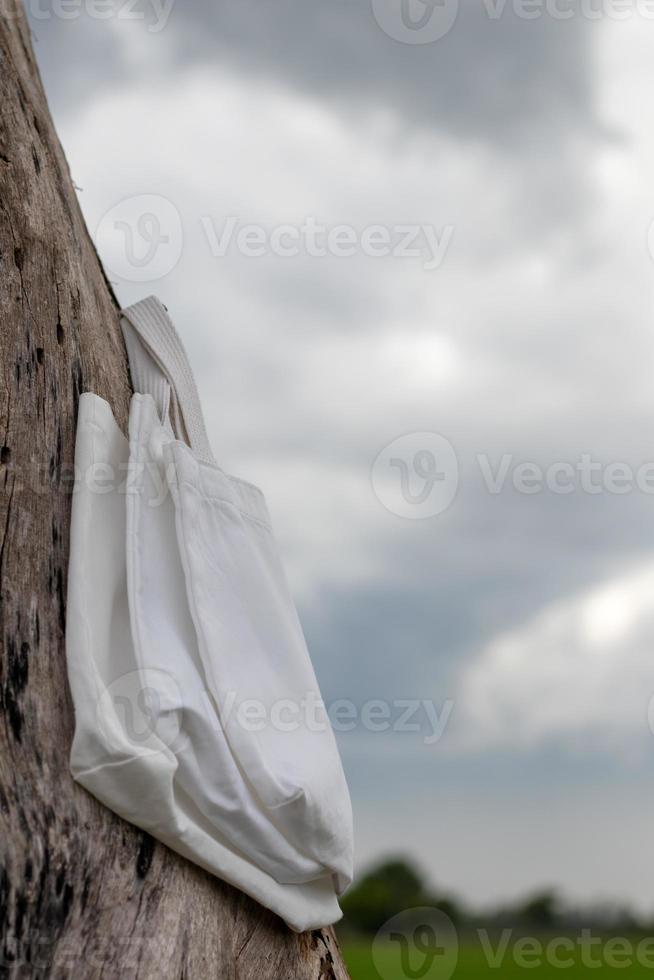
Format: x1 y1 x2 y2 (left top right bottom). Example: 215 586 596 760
29 0 654 913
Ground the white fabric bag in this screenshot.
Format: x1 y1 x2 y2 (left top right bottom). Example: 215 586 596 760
65 296 353 932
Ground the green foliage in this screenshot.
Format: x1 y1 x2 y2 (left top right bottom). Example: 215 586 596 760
341 857 460 935
339 856 642 942
517 890 560 929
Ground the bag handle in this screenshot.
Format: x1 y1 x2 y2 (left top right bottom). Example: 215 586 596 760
120 296 215 464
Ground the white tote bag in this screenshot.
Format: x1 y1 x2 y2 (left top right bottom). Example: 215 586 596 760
65 297 353 932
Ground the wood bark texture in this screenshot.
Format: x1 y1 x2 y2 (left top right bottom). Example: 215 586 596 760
0 4 350 977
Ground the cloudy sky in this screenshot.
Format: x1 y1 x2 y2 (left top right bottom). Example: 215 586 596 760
29 0 654 913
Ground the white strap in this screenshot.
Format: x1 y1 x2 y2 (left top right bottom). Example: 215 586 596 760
121 316 171 428
120 297 215 464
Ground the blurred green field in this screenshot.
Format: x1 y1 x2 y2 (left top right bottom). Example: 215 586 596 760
342 937 654 979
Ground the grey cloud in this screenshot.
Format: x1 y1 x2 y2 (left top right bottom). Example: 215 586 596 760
29 13 127 108
299 471 654 704
172 0 597 144
29 1 600 149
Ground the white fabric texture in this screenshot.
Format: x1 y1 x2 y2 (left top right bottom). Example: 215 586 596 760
65 297 353 932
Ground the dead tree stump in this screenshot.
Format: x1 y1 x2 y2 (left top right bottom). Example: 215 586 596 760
0 4 350 976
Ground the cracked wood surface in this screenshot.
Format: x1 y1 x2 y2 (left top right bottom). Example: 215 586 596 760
0 3 350 977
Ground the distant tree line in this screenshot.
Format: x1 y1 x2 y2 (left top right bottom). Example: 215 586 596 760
340 857 648 936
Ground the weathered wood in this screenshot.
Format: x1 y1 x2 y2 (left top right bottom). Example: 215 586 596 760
0 4 350 976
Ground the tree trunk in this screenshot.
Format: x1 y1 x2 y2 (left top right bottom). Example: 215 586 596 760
0 4 350 977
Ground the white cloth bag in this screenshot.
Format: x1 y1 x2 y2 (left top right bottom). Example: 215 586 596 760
65 297 353 932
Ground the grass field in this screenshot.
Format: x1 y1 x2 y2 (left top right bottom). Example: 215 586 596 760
342 935 654 979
